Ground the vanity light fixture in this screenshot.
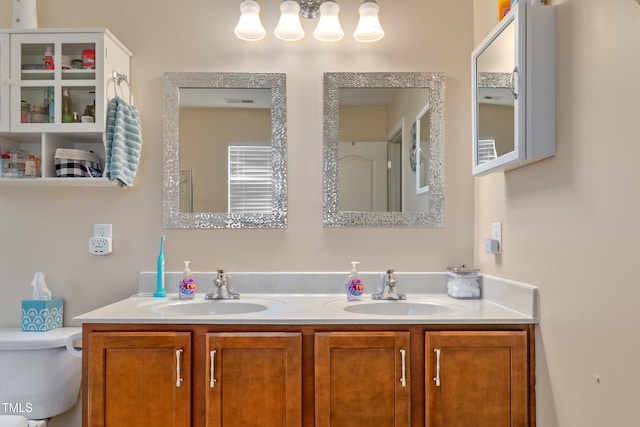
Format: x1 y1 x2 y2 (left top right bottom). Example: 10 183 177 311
234 0 266 41
234 0 384 43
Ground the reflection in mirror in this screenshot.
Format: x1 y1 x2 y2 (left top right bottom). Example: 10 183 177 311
163 73 287 228
323 72 445 227
415 101 430 194
474 16 516 167
179 88 271 213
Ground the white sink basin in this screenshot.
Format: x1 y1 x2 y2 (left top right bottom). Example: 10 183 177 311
154 301 268 316
145 300 272 316
334 300 460 316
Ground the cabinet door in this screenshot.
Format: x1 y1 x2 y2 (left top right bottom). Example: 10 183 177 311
425 331 528 427
87 331 191 427
315 331 410 427
10 32 104 132
206 332 302 427
0 33 9 132
471 1 555 175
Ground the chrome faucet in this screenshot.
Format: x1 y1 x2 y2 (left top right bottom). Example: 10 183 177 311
372 269 406 300
205 270 239 300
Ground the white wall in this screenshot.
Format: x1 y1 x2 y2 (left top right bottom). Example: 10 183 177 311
0 1 474 425
474 0 640 425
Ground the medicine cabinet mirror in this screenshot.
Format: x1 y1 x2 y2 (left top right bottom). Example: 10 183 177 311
163 72 287 228
323 72 445 227
471 1 555 175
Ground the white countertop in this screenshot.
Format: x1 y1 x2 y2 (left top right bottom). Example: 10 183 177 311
74 272 538 325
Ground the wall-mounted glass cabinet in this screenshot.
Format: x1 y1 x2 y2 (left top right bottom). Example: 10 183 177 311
0 29 131 186
471 1 555 176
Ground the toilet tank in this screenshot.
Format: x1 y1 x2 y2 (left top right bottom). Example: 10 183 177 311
0 328 81 420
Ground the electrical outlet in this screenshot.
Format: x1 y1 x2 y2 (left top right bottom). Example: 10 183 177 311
89 237 112 255
90 224 113 255
94 224 112 238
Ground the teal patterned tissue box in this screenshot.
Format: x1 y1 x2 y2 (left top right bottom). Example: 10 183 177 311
21 298 64 331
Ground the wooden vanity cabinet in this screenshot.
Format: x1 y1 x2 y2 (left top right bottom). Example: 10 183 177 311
314 332 411 427
86 331 191 427
205 332 302 427
83 324 534 427
425 331 529 427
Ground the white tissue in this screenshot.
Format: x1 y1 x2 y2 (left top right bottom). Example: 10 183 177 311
30 272 52 300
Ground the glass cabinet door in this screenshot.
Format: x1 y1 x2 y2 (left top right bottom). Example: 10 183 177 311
10 33 100 132
471 1 555 176
0 33 9 132
472 3 521 175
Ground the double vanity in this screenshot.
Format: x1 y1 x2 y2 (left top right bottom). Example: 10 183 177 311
77 272 538 427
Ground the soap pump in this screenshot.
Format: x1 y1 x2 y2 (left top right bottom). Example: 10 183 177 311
153 235 166 297
178 261 196 300
345 261 364 301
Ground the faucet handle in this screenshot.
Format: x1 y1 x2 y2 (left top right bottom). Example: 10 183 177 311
385 269 396 284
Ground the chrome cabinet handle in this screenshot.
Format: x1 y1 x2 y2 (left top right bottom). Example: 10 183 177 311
511 66 519 100
210 350 217 388
399 349 407 387
175 349 184 388
433 348 441 387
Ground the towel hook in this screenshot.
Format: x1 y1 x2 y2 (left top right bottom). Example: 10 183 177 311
112 70 134 105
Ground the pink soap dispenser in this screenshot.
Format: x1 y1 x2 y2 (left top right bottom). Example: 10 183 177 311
345 261 364 301
178 261 196 300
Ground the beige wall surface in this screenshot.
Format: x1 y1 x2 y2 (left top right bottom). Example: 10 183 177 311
0 0 473 326
180 107 271 212
474 0 640 425
0 4 474 424
339 105 388 141
2 0 637 426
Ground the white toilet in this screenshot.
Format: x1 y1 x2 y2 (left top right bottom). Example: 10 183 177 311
0 328 82 427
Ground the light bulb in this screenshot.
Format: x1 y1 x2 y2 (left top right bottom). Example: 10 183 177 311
313 1 344 42
353 0 384 42
274 1 305 41
234 0 266 42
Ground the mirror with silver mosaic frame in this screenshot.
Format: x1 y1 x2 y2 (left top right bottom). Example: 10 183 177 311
163 72 287 228
323 72 445 227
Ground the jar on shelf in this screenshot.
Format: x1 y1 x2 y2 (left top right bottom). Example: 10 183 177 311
29 105 47 123
21 101 31 123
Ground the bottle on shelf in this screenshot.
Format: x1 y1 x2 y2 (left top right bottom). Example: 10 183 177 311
498 0 511 21
44 87 54 123
43 46 54 70
62 89 73 123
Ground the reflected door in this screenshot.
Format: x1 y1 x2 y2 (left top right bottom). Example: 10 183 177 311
338 141 387 211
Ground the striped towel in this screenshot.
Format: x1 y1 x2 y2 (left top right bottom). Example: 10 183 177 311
105 96 143 188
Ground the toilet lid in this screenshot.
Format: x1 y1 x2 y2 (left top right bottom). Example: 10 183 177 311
0 327 81 350
0 415 29 427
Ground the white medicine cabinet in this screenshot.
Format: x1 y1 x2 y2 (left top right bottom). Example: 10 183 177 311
0 28 131 186
471 0 555 176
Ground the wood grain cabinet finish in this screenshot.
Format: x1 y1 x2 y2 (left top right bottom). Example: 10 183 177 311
86 331 191 427
205 332 302 427
315 332 411 427
425 331 529 427
83 324 534 427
